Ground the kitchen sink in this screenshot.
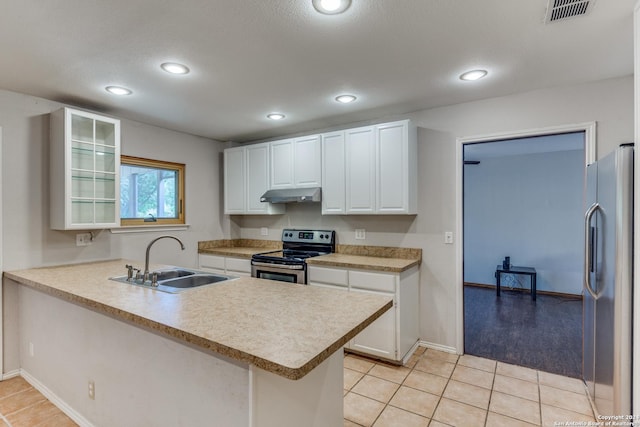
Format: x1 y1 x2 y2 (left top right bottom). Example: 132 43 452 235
110 267 236 293
153 268 196 281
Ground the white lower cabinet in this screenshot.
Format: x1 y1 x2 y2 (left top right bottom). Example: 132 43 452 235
198 254 251 277
308 265 419 363
350 288 396 360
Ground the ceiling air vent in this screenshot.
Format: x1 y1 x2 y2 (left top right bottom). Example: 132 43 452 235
545 0 595 23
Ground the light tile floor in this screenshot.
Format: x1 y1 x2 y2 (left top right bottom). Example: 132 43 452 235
0 377 76 427
0 349 595 427
344 346 596 427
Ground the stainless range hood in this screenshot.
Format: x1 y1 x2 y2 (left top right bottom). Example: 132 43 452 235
260 187 322 203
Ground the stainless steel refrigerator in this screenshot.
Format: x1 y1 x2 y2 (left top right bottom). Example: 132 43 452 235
583 143 633 416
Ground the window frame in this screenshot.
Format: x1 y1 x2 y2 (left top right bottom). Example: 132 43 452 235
119 155 185 226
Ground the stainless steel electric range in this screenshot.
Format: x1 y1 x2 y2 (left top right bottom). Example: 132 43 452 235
251 229 336 284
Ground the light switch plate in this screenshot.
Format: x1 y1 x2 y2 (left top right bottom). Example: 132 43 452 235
260 227 268 236
355 229 366 240
444 231 454 244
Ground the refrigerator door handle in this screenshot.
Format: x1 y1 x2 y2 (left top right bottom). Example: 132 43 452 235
584 202 601 299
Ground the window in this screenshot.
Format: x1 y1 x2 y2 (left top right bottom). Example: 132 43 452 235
120 156 185 226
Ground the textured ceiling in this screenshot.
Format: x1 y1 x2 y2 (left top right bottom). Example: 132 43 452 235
0 1 634 142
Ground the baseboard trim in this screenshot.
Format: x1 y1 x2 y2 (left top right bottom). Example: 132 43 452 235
403 340 421 364
20 369 95 427
1 369 20 381
419 340 459 355
463 282 583 300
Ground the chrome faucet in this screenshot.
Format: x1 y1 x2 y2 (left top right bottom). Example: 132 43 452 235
143 235 186 283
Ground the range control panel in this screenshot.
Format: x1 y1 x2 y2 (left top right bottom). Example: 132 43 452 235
281 229 335 245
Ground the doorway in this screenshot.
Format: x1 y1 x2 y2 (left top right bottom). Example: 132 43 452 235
456 124 595 378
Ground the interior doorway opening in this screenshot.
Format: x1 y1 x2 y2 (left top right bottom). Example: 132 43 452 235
461 130 586 378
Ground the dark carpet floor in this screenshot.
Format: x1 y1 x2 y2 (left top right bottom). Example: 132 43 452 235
464 285 583 378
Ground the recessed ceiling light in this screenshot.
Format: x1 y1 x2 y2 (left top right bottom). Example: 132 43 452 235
105 86 132 96
312 0 351 15
161 62 190 75
267 113 285 120
335 94 357 104
459 69 488 81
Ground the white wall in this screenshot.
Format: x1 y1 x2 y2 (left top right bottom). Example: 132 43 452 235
234 75 634 351
463 149 585 295
18 282 250 426
0 89 229 373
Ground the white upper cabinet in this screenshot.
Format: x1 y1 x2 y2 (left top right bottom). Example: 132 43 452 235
293 135 322 187
376 121 417 214
345 126 376 214
321 131 346 214
246 143 275 214
223 144 284 215
270 135 321 189
50 107 121 230
224 119 416 215
269 139 294 189
325 120 417 215
223 146 246 214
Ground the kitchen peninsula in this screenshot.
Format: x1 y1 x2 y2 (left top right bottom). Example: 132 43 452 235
4 259 392 427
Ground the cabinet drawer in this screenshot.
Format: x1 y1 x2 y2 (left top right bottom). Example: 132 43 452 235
225 257 251 273
308 266 348 287
349 270 396 293
199 254 225 270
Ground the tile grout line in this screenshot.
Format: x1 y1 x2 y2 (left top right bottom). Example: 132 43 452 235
0 414 13 427
537 369 543 426
347 348 595 426
483 362 496 427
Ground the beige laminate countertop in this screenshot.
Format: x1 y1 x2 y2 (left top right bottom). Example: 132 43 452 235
4 259 391 380
197 240 422 273
198 247 270 258
306 253 420 273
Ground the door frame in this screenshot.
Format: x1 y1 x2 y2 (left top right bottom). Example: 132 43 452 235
0 127 3 376
454 121 596 353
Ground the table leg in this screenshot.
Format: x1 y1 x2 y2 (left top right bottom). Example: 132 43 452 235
532 273 536 301
496 271 501 297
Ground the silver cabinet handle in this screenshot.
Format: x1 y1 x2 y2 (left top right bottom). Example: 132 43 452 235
584 202 601 299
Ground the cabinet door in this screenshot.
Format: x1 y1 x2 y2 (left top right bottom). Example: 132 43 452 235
345 126 376 214
51 107 121 230
350 288 397 360
321 132 346 214
199 254 226 272
225 258 251 276
308 265 349 287
293 135 321 187
376 122 408 213
246 143 270 213
224 147 246 214
270 139 294 189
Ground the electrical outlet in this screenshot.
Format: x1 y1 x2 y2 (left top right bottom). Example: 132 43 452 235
260 227 268 236
29 342 34 357
355 229 366 240
76 233 93 247
88 380 95 400
444 231 454 244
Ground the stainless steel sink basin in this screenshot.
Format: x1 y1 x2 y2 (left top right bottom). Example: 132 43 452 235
110 267 236 293
159 274 231 288
153 268 196 281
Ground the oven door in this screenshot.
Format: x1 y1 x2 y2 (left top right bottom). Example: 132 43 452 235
251 262 306 284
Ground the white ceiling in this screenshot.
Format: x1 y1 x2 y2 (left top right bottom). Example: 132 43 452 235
0 1 634 142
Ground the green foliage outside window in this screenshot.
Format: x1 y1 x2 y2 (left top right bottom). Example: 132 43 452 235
120 156 185 226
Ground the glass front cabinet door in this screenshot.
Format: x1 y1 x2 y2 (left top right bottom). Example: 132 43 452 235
50 107 121 230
